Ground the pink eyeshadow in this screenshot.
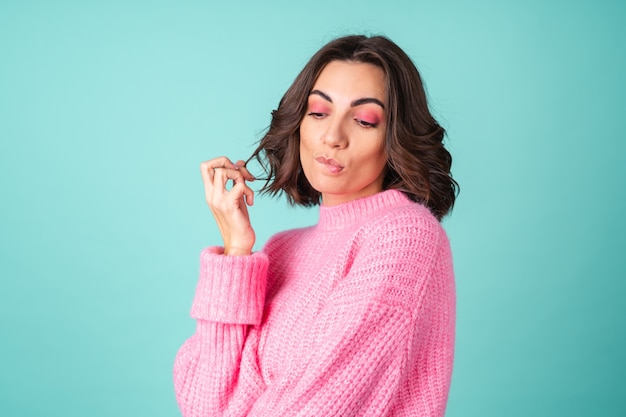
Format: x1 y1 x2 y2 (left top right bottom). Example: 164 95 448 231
355 110 381 125
309 103 329 113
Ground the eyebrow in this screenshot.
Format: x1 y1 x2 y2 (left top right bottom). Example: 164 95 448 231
309 89 385 109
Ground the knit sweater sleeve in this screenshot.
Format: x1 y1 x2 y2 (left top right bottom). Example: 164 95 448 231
173 246 269 416
174 210 454 417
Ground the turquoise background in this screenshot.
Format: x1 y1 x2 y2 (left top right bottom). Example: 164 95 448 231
1 0 624 416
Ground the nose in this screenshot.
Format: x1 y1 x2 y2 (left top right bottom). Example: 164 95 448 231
321 116 348 149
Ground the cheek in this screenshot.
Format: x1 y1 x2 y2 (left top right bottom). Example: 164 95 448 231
299 126 310 152
299 118 309 141
299 130 313 167
369 153 387 173
363 140 387 172
299 121 317 150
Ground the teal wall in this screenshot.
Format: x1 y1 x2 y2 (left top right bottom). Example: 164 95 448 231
1 1 624 416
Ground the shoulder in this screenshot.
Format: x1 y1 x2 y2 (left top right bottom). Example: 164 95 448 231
356 198 448 268
361 197 447 253
343 197 452 307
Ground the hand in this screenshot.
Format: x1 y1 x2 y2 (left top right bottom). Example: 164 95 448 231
200 157 256 256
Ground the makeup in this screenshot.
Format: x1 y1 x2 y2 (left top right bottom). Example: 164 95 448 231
354 110 381 127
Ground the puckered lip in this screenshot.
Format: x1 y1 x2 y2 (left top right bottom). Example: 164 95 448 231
315 156 344 168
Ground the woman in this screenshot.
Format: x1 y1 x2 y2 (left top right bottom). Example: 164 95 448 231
174 35 458 416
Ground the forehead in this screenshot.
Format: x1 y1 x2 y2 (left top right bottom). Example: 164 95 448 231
312 61 386 102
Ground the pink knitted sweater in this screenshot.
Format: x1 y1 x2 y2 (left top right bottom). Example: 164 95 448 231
174 189 455 416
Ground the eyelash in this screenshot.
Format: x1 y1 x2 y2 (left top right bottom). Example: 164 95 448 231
356 119 378 128
307 112 379 128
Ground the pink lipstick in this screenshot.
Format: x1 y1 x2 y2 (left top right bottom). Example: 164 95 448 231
315 156 344 174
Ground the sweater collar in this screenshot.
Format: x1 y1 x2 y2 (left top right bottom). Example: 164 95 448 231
316 189 411 230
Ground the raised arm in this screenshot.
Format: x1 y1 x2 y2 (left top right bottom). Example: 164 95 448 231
200 156 256 256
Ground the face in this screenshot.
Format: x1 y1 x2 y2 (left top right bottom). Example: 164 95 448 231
299 60 388 206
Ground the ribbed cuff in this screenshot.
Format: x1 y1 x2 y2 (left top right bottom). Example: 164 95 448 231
190 246 268 325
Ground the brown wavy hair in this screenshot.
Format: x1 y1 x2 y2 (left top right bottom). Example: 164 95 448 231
248 35 458 220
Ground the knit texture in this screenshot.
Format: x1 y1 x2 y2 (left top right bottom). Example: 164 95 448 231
174 189 455 416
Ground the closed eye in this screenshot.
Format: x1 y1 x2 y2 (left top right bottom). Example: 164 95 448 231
308 112 326 119
356 119 378 128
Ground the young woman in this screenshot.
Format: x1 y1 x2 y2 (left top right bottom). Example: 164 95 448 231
174 35 458 417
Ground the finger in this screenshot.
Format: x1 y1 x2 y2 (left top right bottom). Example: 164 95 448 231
200 163 215 193
231 181 255 206
200 157 240 190
213 168 254 205
237 166 255 181
234 160 256 181
200 156 237 174
212 167 248 194
200 157 238 179
210 156 239 170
